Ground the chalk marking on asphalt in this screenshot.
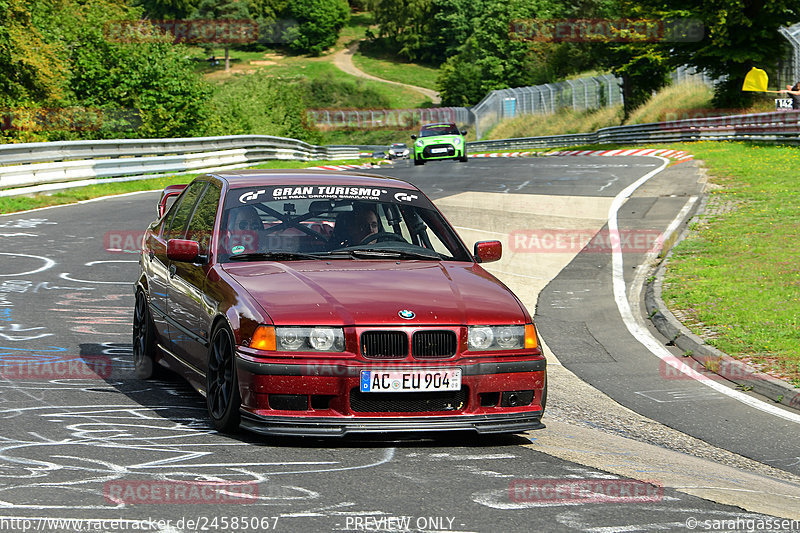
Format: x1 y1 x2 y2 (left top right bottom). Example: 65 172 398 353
0 253 56 277
610 156 800 425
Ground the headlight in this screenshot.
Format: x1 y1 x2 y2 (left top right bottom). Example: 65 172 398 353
453 137 462 146
415 140 424 148
468 325 535 351
263 326 344 352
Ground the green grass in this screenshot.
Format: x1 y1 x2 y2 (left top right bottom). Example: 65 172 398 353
351 52 440 90
0 159 366 214
486 106 623 140
660 142 800 386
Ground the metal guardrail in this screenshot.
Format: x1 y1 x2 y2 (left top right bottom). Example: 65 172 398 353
0 135 360 193
1 111 798 197
466 110 800 152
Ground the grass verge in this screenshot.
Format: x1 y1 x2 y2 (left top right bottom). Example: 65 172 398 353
351 51 439 90
660 141 800 386
0 159 367 215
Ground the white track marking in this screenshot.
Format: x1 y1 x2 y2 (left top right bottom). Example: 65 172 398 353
610 156 800 424
0 253 55 277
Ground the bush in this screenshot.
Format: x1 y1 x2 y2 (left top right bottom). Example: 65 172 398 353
205 73 320 143
283 0 350 56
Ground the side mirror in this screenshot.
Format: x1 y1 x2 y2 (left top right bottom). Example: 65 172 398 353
167 239 200 263
474 240 502 263
461 130 467 136
410 135 417 140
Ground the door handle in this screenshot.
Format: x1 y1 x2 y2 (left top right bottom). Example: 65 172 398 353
168 264 177 278
149 251 155 261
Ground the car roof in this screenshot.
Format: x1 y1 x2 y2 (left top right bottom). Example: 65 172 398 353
205 169 418 191
421 123 456 129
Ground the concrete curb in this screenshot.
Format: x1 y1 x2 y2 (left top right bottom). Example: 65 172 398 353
644 176 800 412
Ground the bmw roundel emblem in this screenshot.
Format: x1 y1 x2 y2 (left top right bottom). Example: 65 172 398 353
398 309 415 320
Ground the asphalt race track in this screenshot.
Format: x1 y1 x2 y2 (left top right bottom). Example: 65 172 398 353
0 156 798 533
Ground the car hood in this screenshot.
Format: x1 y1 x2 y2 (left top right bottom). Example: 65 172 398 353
417 135 462 145
221 261 526 326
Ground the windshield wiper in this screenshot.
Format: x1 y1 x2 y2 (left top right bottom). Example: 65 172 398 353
327 248 441 260
229 251 324 261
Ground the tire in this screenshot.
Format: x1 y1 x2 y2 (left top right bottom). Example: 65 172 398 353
206 323 241 433
459 152 468 163
133 291 159 379
414 156 424 166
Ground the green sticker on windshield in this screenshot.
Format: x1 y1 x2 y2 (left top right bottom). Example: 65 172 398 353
232 245 245 254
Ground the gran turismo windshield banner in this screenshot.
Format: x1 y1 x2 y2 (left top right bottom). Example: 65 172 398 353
229 186 433 209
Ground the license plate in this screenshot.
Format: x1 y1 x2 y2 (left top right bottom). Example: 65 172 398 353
430 147 449 154
360 369 461 393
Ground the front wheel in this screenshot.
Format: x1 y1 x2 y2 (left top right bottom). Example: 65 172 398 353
206 324 241 433
133 291 159 379
414 156 424 166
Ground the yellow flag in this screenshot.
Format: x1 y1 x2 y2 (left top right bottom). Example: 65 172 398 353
742 67 769 92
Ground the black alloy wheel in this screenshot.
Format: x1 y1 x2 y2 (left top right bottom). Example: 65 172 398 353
206 324 242 433
133 291 158 379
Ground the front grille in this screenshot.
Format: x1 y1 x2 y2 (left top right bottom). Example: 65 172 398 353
361 331 408 359
412 330 457 358
423 144 455 157
350 388 468 413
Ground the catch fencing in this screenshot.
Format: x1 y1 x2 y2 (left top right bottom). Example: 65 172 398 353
471 74 623 139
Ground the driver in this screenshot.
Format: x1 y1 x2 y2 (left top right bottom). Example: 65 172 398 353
349 207 379 244
332 206 379 247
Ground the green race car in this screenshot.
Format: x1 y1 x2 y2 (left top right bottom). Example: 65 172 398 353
411 123 468 165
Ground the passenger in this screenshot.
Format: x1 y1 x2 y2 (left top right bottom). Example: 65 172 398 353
225 205 262 253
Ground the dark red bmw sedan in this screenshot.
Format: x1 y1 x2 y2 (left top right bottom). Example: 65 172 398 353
134 170 546 436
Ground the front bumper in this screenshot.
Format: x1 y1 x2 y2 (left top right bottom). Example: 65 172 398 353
235 357 546 437
240 411 544 437
416 143 463 160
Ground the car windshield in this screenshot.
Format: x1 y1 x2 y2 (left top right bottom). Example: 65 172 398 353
419 124 461 137
219 185 471 263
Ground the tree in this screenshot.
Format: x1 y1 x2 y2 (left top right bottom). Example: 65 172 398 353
630 0 799 107
282 0 350 56
54 0 213 138
0 0 66 107
436 0 552 106
192 0 252 71
132 0 198 19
